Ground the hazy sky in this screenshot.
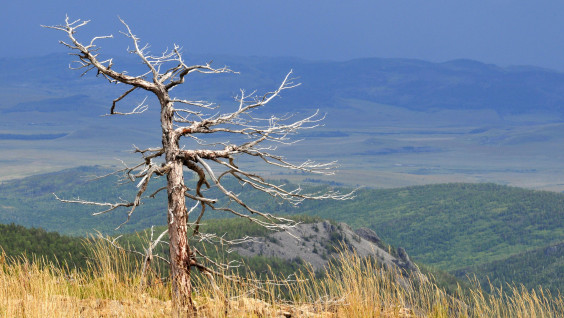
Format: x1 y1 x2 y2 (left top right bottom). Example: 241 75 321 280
2 1 564 70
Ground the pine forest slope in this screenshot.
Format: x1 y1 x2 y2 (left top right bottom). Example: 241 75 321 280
0 223 88 269
293 183 564 270
454 241 564 294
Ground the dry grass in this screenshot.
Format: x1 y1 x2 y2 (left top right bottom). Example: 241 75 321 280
0 239 170 317
1 240 563 317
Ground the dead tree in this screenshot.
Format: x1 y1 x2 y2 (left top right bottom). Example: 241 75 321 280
44 16 352 317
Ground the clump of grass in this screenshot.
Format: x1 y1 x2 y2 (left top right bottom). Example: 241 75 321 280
1 240 563 317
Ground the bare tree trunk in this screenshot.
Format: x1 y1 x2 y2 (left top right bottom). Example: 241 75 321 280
162 93 196 317
162 95 196 316
167 164 196 316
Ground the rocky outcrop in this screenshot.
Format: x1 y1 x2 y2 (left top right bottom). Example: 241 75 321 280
394 247 418 272
233 221 420 276
355 227 383 248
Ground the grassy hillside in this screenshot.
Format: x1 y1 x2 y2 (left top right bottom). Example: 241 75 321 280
2 221 562 317
1 215 470 295
0 217 312 277
1 241 563 317
3 168 563 272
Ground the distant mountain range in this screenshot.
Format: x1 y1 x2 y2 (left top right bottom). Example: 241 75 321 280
3 54 564 116
2 54 564 189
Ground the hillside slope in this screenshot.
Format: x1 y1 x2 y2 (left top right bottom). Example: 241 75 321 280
0 166 168 235
0 223 87 268
0 217 421 282
2 168 563 269
454 241 564 293
1 167 562 292
292 183 564 271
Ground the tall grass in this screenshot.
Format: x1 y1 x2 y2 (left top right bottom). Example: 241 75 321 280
1 240 563 317
280 251 564 317
0 239 170 317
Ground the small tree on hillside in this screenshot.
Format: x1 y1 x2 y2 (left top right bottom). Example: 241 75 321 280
44 17 351 316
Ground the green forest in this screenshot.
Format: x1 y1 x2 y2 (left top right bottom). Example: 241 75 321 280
454 241 564 293
0 223 88 269
292 183 564 270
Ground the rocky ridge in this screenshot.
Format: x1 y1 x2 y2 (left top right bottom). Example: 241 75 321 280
234 221 419 274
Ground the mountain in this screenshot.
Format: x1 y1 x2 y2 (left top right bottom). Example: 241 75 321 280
3 55 564 190
3 54 564 116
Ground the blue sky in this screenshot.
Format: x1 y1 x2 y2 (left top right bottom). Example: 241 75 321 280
2 1 564 70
